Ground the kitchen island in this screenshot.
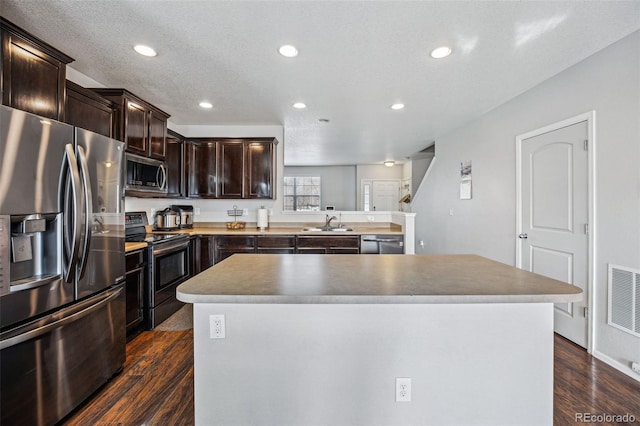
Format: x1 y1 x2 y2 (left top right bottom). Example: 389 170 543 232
177 254 582 426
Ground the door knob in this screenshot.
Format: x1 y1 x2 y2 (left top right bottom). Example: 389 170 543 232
518 233 528 239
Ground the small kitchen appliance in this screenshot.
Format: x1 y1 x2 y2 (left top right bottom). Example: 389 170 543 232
154 208 181 231
171 205 194 229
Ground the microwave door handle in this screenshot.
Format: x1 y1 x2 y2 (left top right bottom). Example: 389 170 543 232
156 164 167 190
60 144 82 283
76 146 93 280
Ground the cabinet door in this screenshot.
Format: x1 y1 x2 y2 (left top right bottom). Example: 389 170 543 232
65 81 115 138
188 141 217 198
166 130 184 197
199 236 215 272
219 141 245 198
1 28 70 120
148 110 167 160
247 141 273 199
124 100 148 155
125 250 145 334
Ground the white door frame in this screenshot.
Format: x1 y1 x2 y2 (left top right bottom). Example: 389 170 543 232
515 111 596 354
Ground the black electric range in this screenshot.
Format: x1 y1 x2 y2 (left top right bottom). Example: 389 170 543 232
125 211 191 330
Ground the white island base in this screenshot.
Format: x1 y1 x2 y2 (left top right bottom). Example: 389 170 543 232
179 255 581 425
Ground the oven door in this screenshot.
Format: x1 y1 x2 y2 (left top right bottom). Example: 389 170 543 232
151 238 191 306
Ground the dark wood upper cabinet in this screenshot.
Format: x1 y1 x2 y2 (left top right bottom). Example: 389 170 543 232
149 111 167 159
186 137 277 200
187 139 218 198
1 18 73 121
91 88 169 160
247 141 275 199
219 141 246 198
166 129 185 198
65 80 115 138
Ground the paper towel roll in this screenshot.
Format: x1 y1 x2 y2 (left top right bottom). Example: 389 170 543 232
257 207 269 230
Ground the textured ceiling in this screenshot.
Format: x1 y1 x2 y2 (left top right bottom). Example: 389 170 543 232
2 1 639 165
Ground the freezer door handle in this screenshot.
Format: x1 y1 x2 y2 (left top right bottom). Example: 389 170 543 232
76 145 93 280
60 144 83 283
0 286 122 350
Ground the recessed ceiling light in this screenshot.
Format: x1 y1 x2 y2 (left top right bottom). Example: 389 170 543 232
278 45 298 58
292 102 306 109
391 103 405 110
430 46 452 59
133 44 157 57
199 101 213 109
384 160 395 167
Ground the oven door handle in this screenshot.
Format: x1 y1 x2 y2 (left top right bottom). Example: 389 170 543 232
153 239 190 256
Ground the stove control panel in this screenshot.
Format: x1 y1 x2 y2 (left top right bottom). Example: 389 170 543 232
125 212 148 227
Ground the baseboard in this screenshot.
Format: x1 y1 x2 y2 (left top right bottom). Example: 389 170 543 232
592 350 640 382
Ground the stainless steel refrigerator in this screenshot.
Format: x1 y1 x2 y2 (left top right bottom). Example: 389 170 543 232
0 105 126 426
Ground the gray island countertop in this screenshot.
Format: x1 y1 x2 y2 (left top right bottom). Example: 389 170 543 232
177 254 582 304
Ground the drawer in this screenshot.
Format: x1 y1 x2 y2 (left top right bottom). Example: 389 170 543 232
125 249 144 271
256 236 295 248
215 236 255 249
296 236 359 249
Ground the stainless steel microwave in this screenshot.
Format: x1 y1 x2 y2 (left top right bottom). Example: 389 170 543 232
125 153 168 196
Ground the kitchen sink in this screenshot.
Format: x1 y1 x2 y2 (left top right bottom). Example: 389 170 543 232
301 227 353 232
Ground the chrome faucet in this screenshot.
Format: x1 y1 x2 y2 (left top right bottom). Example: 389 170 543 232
325 215 337 229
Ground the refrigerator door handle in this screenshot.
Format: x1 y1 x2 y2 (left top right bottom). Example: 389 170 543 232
0 286 123 350
60 144 83 283
76 145 93 280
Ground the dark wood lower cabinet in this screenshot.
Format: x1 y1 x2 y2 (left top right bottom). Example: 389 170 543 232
125 249 146 336
295 236 360 254
256 235 295 254
190 235 215 275
215 236 256 264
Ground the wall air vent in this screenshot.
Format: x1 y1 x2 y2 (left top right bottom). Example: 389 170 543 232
608 264 640 338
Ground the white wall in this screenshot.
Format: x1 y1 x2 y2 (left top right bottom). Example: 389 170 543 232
193 302 553 425
284 165 357 211
412 31 640 377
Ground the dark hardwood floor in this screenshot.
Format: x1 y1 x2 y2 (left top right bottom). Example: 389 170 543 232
62 332 639 425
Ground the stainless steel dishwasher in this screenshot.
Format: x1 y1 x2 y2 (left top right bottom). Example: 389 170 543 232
360 235 404 254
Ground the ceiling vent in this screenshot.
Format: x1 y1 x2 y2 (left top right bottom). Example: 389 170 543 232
608 264 640 338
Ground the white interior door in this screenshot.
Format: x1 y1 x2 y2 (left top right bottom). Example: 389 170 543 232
371 180 400 211
518 120 589 348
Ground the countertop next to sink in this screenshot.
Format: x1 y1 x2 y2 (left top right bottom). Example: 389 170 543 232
177 253 582 305
162 224 404 236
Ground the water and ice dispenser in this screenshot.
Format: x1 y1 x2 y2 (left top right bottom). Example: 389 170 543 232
0 214 62 296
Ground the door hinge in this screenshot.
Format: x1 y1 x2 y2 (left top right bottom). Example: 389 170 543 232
583 307 589 318
584 139 588 151
584 223 589 235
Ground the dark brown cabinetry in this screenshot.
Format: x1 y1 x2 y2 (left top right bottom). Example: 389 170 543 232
166 129 185 197
215 236 256 263
187 138 277 200
91 89 170 160
125 249 146 336
296 236 360 254
65 80 115 137
247 141 275 199
219 141 245 198
187 139 218 198
1 18 73 120
192 235 215 274
256 236 295 254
